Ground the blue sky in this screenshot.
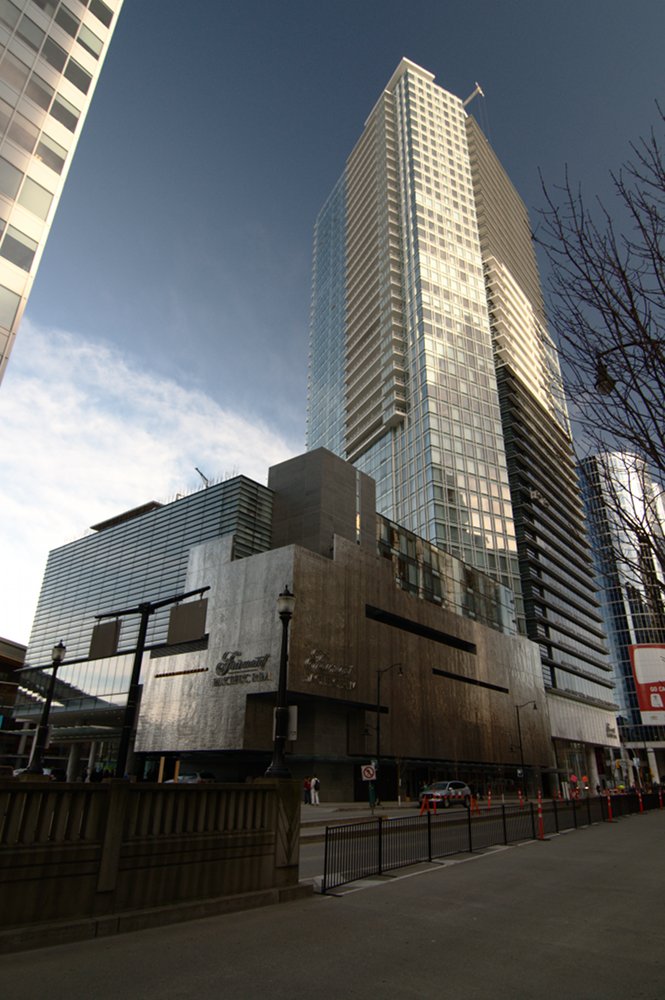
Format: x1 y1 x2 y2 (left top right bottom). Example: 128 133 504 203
1 0 664 644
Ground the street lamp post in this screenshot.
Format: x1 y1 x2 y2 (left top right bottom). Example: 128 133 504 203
27 641 67 774
265 586 296 779
515 700 537 797
375 662 403 801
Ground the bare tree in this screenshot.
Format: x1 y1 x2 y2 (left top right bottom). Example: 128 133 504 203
537 108 665 615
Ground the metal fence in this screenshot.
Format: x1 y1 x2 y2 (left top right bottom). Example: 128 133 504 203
322 793 661 893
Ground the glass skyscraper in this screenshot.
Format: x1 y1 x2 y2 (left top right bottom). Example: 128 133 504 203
307 58 617 779
0 0 122 384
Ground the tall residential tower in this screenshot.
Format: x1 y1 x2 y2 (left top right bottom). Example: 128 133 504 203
0 0 122 384
307 58 617 784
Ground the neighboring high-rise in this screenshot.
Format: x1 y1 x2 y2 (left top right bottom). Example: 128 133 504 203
579 452 665 727
0 0 122 384
307 58 617 782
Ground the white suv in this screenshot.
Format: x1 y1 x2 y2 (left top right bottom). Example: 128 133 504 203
419 780 471 809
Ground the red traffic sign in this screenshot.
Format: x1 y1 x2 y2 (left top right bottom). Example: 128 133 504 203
361 764 376 781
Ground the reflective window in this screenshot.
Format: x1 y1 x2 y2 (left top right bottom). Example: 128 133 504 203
8 111 39 153
0 0 20 31
32 0 58 15
1 223 37 270
88 0 113 28
26 72 54 110
16 15 44 51
50 93 78 131
0 282 20 328
41 36 67 71
77 23 102 58
0 156 22 199
55 5 79 38
17 175 52 219
0 51 30 94
64 58 91 93
35 132 66 173
0 96 11 132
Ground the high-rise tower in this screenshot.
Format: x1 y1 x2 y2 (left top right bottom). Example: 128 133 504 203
0 0 123 384
307 58 618 783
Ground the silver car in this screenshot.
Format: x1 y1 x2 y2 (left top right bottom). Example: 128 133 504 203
419 780 471 809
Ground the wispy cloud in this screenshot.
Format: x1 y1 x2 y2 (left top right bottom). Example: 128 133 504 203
0 320 299 644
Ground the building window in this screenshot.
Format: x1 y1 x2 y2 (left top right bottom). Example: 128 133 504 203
1 224 37 270
32 0 58 15
8 111 39 154
35 133 67 173
0 0 21 31
54 5 79 38
26 72 54 110
50 93 79 131
41 36 67 72
0 282 20 329
0 156 22 199
17 175 52 219
0 51 30 94
77 23 102 58
88 0 113 28
64 58 91 94
16 15 45 51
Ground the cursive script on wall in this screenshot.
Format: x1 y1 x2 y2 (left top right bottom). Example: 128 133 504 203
303 648 357 691
213 650 271 686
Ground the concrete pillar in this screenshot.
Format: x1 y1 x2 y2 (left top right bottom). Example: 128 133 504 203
647 748 660 785
586 748 600 794
86 741 98 781
66 742 82 782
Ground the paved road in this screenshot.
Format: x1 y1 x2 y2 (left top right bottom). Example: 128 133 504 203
3 811 664 1000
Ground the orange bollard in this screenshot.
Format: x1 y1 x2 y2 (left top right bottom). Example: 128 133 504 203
606 789 614 822
637 788 644 813
518 788 524 809
487 788 492 813
659 787 663 810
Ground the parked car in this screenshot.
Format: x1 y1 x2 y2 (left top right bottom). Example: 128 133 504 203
165 771 217 784
419 780 471 809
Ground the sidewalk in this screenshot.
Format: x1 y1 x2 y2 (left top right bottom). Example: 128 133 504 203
3 810 663 999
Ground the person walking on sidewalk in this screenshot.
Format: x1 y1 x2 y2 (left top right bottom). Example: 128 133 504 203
310 774 320 805
303 776 311 804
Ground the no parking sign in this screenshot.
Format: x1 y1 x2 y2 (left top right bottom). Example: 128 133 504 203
361 763 376 782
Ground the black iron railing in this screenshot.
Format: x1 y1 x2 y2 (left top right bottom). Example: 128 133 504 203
322 793 662 893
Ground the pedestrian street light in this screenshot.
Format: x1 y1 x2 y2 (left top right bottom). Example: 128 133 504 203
26 640 67 775
265 586 296 779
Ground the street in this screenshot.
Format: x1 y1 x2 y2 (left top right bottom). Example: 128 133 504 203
2 810 663 999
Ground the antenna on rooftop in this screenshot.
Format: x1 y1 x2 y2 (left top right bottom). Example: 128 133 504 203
463 82 485 108
194 467 210 488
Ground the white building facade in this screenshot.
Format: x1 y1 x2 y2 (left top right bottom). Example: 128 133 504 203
0 0 123 384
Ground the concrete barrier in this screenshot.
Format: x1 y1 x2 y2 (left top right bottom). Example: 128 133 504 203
0 778 302 936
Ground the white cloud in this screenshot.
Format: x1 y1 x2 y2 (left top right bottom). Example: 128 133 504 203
0 320 299 645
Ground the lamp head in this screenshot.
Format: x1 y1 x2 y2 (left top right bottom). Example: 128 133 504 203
52 640 66 664
277 586 295 619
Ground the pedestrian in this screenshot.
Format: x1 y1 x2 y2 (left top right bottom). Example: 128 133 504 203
303 776 311 804
310 774 320 805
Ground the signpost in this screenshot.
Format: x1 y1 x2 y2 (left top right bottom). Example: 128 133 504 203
362 763 377 811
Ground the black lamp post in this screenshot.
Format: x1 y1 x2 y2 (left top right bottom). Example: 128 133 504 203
27 640 67 774
515 700 537 796
265 586 295 779
375 662 403 801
